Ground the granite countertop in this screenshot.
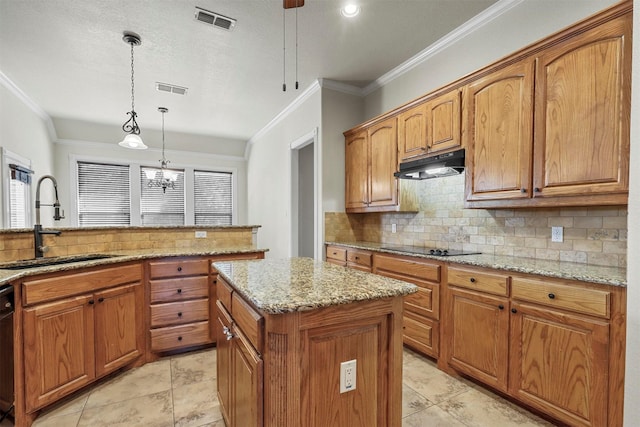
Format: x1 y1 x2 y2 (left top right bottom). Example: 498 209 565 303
213 257 418 314
0 225 261 234
0 247 268 285
326 241 627 287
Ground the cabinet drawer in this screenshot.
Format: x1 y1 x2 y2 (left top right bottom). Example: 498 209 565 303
150 321 211 352
217 277 233 312
403 311 439 358
23 263 141 306
149 258 209 279
511 276 610 319
404 284 439 320
448 267 509 296
347 250 372 268
375 254 441 282
232 293 264 353
326 246 347 262
150 276 209 303
150 299 210 327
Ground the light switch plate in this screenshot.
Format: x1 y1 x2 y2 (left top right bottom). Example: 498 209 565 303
391 224 397 233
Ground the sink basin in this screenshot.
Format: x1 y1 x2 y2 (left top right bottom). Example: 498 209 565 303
0 254 116 270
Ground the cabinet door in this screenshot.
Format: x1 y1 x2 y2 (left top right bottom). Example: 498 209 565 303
464 60 534 202
216 301 233 426
94 283 142 377
231 330 264 427
448 288 509 393
345 130 369 210
23 295 95 412
368 117 398 208
509 302 609 427
427 89 461 153
398 103 428 161
533 14 631 200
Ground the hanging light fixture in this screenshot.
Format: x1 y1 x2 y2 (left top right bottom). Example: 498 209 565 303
282 0 303 91
118 31 147 150
145 107 178 193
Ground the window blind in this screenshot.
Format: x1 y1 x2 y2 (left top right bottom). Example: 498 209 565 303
140 167 185 225
194 170 232 225
77 162 131 226
9 179 28 228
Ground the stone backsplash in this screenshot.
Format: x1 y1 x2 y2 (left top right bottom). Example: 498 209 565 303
325 174 627 268
0 226 257 262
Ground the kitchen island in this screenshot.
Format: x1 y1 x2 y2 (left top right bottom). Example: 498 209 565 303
213 257 417 427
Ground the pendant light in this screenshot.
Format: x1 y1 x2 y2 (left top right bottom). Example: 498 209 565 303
118 31 147 150
145 107 177 193
282 0 303 91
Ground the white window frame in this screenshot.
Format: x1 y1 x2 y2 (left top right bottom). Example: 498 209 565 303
69 154 237 227
2 147 33 228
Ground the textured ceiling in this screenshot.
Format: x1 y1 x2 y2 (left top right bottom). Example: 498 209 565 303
0 0 497 148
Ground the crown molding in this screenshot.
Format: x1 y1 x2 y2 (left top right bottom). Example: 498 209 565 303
362 0 525 96
318 79 364 97
0 70 58 141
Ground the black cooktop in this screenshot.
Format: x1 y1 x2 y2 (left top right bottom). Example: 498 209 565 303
380 245 481 257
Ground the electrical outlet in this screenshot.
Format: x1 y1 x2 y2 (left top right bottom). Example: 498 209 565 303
340 359 357 393
195 231 207 238
551 226 563 243
391 223 397 233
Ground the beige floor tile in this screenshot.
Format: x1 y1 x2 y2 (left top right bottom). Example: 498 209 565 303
78 390 173 427
402 405 468 427
439 386 554 427
33 389 90 421
402 383 432 418
402 359 471 404
84 359 172 409
32 411 82 427
171 348 217 388
172 379 222 427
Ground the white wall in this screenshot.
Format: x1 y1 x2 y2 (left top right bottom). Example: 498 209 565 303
0 84 56 226
624 1 640 424
364 0 619 118
53 139 248 226
246 89 322 258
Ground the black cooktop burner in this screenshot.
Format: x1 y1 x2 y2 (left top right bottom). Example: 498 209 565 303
380 245 481 257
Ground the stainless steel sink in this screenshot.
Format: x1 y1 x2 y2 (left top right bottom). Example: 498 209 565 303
0 254 115 270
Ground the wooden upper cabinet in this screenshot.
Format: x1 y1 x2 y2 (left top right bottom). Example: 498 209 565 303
398 90 461 163
398 103 428 161
345 117 408 213
345 130 369 210
368 118 398 208
427 89 461 153
465 59 535 202
533 13 631 202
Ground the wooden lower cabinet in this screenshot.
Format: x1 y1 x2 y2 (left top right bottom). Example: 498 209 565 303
445 265 625 427
23 280 143 412
448 287 509 393
216 301 263 427
509 302 610 427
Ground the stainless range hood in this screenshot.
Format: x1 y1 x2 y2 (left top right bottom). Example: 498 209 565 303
394 149 465 180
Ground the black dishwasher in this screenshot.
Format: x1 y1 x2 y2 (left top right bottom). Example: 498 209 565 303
0 285 14 424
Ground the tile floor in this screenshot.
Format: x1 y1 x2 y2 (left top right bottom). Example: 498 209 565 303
1 347 554 427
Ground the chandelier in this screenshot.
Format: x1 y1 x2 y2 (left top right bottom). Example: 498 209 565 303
145 107 178 193
118 31 148 150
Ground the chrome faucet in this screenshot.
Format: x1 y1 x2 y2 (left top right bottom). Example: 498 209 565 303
34 175 64 258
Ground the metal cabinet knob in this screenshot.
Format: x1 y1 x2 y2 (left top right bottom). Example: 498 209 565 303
177 289 182 294
177 266 183 272
178 312 183 317
511 308 518 314
98 297 104 303
548 293 556 299
470 277 476 283
178 336 183 341
498 304 504 310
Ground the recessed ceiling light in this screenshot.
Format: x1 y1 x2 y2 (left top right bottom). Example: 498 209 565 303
341 4 360 18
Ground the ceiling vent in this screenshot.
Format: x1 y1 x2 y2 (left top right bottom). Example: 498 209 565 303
156 82 188 96
194 7 236 31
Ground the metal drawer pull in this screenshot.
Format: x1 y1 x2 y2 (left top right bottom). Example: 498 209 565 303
88 300 95 305
178 336 183 341
177 266 182 272
177 289 182 294
511 308 517 314
548 293 556 299
178 312 183 317
469 277 476 283
498 304 504 310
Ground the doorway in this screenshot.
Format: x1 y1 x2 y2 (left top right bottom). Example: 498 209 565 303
290 128 320 259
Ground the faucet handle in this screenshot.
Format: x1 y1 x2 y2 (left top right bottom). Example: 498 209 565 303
54 207 65 221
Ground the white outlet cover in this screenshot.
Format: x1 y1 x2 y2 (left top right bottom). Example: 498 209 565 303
195 231 207 238
340 359 357 393
551 226 563 243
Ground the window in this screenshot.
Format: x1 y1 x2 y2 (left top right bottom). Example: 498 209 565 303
2 148 33 229
77 162 131 226
194 170 233 225
140 167 185 225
